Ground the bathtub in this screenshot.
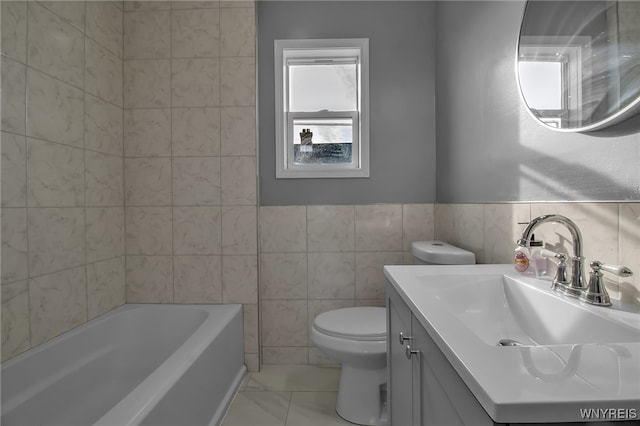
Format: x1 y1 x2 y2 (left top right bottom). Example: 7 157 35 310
1 304 246 426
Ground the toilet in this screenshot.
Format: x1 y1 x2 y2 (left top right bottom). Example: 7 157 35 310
311 241 475 426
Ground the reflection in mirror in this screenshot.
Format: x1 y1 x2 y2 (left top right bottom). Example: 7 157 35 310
517 1 640 131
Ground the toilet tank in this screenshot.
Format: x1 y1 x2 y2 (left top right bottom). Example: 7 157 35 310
411 240 475 265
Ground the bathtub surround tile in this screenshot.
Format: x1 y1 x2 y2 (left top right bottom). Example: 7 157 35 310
1 208 28 284
85 94 124 156
36 1 85 32
29 266 87 346
220 107 256 156
173 206 222 254
402 203 435 251
87 257 126 319
355 252 403 299
243 303 259 353
126 207 173 255
221 391 290 426
222 255 258 304
221 156 257 205
26 68 84 147
173 255 222 303
260 253 307 300
221 57 255 106
86 207 125 263
28 208 85 277
124 10 170 59
85 151 124 207
172 58 221 107
85 39 123 107
222 206 257 255
124 60 171 108
260 206 307 253
126 256 173 303
1 132 27 207
124 109 172 157
124 158 172 206
220 8 255 57
307 205 355 252
1 1 27 63
355 204 403 252
172 107 221 156
172 8 220 58
86 1 123 58
172 157 221 206
1 58 26 134
261 300 308 347
308 252 355 300
27 2 84 89
1 280 30 361
483 203 531 264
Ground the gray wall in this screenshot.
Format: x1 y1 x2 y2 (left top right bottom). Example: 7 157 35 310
435 1 640 203
258 1 437 205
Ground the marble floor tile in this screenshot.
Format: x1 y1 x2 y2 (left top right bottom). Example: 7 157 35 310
243 364 340 392
285 392 352 426
221 391 291 426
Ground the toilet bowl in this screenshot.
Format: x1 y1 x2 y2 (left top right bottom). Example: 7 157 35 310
311 241 475 426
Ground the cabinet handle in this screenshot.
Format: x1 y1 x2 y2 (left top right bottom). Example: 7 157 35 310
399 331 413 345
405 345 418 359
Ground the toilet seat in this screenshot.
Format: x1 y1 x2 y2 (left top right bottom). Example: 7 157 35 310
313 307 386 342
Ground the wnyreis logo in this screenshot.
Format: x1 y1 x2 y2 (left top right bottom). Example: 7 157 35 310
579 408 637 420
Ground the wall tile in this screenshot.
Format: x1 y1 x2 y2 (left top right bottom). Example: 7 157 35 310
221 156 256 205
172 107 221 156
126 206 173 255
29 266 87 346
173 206 222 254
1 1 27 63
86 207 125 263
124 10 170 59
124 108 172 157
483 203 531 264
435 203 485 262
260 253 307 300
26 68 84 147
1 58 26 134
28 2 84 88
174 255 222 303
222 206 257 254
261 299 307 347
124 1 171 11
308 252 355 299
221 57 255 106
28 207 85 277
1 280 30 361
260 206 307 253
619 203 640 304
222 255 258 303
124 59 171 108
173 157 221 205
85 94 123 156
220 1 255 8
220 7 255 57
36 1 85 32
172 8 220 58
27 138 84 207
243 303 259 353
87 256 126 319
262 347 308 365
85 151 124 206
124 157 172 206
126 255 173 303
220 107 255 156
307 205 354 252
355 252 403 299
172 58 221 107
86 1 123 58
172 1 220 10
1 208 28 284
1 132 27 207
402 204 435 252
86 39 123 106
355 204 403 252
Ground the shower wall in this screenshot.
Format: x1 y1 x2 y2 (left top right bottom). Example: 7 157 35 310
1 1 125 361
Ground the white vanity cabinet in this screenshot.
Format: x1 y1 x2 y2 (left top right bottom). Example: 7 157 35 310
386 283 495 426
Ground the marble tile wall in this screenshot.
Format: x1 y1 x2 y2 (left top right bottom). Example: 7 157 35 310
258 204 435 365
122 0 259 371
1 1 125 361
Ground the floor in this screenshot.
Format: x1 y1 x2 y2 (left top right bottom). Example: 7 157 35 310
221 364 354 426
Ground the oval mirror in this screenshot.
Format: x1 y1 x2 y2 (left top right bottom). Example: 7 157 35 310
517 1 640 132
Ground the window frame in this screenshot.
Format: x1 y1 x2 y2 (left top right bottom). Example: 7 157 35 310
274 38 370 179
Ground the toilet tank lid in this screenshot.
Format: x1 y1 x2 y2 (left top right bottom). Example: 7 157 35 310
411 240 476 265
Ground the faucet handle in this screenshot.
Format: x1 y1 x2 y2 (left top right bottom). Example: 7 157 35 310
544 251 569 289
592 261 633 277
579 260 628 307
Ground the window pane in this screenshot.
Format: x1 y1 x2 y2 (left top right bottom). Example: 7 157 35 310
518 61 563 110
289 64 357 112
292 118 353 164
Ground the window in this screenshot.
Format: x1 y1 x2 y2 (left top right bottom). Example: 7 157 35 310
275 39 369 178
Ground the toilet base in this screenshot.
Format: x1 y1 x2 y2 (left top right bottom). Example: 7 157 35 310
335 363 387 426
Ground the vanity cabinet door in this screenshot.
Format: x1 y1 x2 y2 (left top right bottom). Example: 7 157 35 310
386 285 414 426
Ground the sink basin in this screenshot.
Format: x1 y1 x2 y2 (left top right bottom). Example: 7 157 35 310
420 273 640 346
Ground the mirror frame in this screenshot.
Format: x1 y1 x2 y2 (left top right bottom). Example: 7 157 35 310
516 0 640 132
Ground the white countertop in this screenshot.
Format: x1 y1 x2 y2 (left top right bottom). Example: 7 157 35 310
384 264 640 423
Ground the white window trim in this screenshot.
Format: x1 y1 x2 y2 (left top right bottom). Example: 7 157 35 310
275 38 370 179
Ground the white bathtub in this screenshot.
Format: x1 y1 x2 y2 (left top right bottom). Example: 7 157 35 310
1 304 246 426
